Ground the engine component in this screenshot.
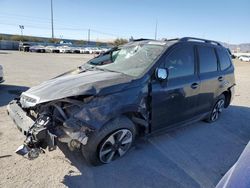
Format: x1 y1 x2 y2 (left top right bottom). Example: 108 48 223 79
15 113 56 159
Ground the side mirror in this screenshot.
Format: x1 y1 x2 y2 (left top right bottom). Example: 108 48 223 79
155 68 168 81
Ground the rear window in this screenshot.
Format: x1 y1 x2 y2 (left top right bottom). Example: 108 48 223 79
198 46 218 73
217 48 231 70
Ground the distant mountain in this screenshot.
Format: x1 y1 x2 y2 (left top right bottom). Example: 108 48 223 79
221 42 250 53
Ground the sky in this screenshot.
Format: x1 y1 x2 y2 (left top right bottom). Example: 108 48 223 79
0 0 249 44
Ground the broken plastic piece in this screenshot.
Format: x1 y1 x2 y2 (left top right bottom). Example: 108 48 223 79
15 144 45 160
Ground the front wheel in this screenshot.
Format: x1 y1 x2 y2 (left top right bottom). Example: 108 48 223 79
99 128 133 163
205 95 225 123
81 116 136 166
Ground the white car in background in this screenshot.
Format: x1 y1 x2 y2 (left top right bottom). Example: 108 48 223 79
57 46 72 53
70 47 81 53
79 47 90 54
82 47 94 54
0 65 4 83
45 46 60 53
91 47 103 54
239 55 250 62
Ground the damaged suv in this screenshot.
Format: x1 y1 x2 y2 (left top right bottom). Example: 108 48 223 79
7 37 235 165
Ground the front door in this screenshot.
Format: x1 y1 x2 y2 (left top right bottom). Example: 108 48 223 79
151 44 200 131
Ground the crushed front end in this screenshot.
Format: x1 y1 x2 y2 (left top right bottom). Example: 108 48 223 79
7 95 93 159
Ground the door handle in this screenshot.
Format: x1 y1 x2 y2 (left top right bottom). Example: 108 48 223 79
218 76 224 82
191 83 199 89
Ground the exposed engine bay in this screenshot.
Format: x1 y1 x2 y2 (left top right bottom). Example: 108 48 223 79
8 97 93 159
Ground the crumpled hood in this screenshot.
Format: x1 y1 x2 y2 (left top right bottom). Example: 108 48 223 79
21 70 134 105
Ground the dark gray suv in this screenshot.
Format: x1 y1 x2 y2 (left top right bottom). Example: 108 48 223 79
8 37 235 165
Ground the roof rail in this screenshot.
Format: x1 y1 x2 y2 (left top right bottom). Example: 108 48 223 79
132 38 153 42
162 38 179 42
180 37 221 46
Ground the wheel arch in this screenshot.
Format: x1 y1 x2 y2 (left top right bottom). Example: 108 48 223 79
222 90 231 108
123 111 149 136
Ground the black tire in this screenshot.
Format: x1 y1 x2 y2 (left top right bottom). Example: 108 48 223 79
205 94 225 123
81 116 136 166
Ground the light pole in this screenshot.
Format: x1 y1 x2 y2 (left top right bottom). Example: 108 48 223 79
154 20 158 40
88 29 90 45
19 25 24 41
51 0 54 39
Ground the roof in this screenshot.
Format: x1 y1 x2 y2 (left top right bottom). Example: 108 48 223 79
129 37 223 48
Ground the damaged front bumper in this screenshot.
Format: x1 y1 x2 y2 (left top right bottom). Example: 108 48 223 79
7 100 34 135
7 99 89 159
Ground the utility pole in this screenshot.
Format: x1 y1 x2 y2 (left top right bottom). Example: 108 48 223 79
88 29 90 44
154 20 158 40
51 0 54 39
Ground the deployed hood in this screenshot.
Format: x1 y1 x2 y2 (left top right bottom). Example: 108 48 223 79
21 69 135 107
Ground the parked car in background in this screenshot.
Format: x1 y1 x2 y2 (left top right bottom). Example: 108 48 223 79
57 46 72 53
91 47 102 54
82 47 93 54
45 46 60 53
70 47 81 53
0 65 4 83
8 37 235 165
79 47 89 54
29 45 46 53
19 42 31 52
239 55 250 62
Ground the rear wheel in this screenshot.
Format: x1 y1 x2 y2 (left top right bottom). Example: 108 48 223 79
81 116 136 166
205 95 225 123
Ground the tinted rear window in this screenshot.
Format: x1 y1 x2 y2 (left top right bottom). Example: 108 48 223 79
217 48 231 70
198 46 218 73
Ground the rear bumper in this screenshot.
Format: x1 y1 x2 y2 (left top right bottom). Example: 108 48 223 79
7 100 34 135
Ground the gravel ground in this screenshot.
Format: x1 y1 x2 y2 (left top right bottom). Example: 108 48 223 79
0 51 250 188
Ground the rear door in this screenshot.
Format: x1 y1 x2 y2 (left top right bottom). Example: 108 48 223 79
216 47 235 93
196 45 221 114
151 44 200 131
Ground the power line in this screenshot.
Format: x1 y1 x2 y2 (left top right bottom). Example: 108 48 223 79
0 22 125 38
0 12 138 38
0 12 57 22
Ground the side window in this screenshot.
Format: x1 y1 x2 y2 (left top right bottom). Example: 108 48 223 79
165 46 194 78
216 48 231 70
198 46 218 73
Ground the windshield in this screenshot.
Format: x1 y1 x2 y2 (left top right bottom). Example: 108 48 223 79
101 43 165 77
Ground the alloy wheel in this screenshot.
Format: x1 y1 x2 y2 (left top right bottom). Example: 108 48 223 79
99 129 133 163
211 99 225 121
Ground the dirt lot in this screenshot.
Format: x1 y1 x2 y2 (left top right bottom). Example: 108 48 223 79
0 51 250 188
